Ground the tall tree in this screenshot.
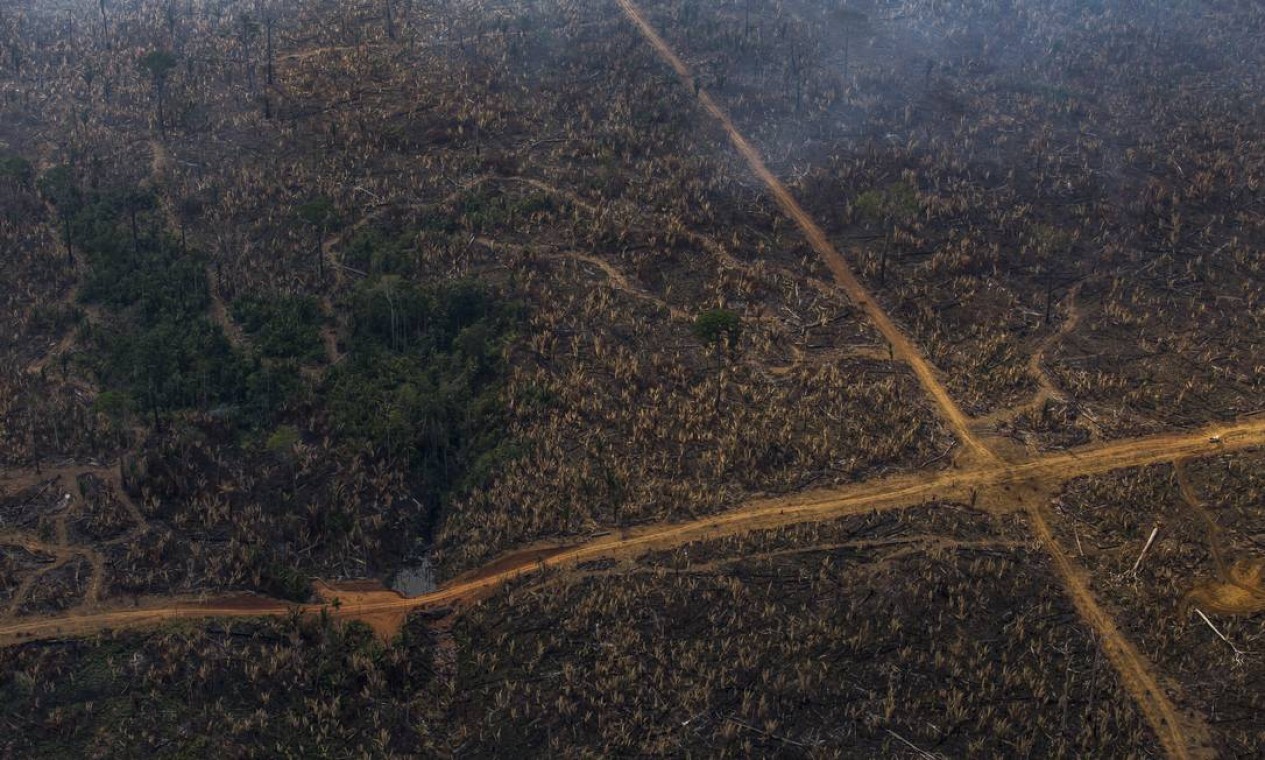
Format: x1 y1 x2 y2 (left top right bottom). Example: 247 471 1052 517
239 13 259 91
1026 225 1074 325
854 182 919 286
832 7 869 81
139 50 177 138
164 0 180 50
121 189 156 258
298 197 340 278
37 165 81 258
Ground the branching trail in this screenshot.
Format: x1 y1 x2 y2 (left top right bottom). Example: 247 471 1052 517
4 532 75 618
1 10 1254 760
310 173 500 366
972 284 1097 436
611 0 993 465
477 236 692 320
1 464 148 619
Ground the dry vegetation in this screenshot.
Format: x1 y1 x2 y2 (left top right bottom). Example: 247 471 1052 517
1047 451 1265 757
0 0 1262 756
446 505 1158 757
2 505 1167 758
1 0 949 595
0 614 446 758
642 0 1265 434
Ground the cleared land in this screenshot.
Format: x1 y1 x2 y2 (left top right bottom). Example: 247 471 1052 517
1 1 1262 758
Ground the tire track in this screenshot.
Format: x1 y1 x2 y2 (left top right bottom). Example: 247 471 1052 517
1176 459 1265 618
1174 459 1228 579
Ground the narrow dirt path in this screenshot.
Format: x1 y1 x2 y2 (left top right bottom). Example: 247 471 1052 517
505 176 602 217
24 325 78 377
477 235 692 319
109 480 149 538
1 464 147 619
1175 459 1265 617
1 530 102 619
482 236 890 379
317 321 343 365
208 267 251 354
1174 460 1227 578
23 141 174 384
613 0 994 465
2 18 1254 760
313 203 402 366
23 209 92 379
973 284 1088 428
4 532 69 618
543 250 690 319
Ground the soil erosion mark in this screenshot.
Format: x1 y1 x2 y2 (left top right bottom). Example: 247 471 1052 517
1175 460 1265 618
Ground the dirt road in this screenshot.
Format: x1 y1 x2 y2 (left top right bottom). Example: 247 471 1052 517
3 6 1255 758
3 417 1260 648
2 410 1255 760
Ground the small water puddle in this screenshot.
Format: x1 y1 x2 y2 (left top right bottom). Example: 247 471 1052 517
390 558 437 598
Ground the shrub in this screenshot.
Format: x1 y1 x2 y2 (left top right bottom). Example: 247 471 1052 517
266 425 301 454
692 308 741 348
0 153 32 186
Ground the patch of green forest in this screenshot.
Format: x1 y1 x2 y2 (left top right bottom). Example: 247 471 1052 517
39 168 523 591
